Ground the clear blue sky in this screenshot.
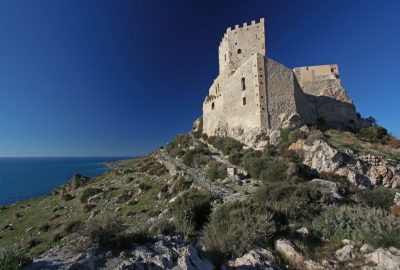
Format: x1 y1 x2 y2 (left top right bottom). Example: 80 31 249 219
0 0 399 157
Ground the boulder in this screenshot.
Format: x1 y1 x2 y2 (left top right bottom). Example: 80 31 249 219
177 245 214 270
275 239 304 267
360 244 374 254
310 179 343 202
227 247 280 270
365 248 400 270
394 192 400 206
335 244 355 262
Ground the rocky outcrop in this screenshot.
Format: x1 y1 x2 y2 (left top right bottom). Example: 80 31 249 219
227 247 280 270
335 244 356 262
26 236 214 270
290 139 400 188
365 247 400 270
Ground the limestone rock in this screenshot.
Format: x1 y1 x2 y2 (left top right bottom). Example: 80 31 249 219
365 248 400 270
394 192 400 206
275 239 304 267
360 244 374 254
290 139 400 188
177 245 214 270
227 247 280 270
295 227 310 239
335 244 355 262
310 178 343 202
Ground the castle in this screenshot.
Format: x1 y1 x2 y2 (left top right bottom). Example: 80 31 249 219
202 18 362 142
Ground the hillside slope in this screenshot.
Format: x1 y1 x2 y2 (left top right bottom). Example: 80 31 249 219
1 123 400 269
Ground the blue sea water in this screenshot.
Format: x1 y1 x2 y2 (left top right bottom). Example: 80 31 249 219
0 157 125 206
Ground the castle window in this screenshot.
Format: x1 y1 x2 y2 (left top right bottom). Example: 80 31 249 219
224 54 226 62
211 102 215 110
237 49 241 54
241 77 246 91
242 97 246 105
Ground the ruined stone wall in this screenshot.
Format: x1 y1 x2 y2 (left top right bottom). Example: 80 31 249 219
203 54 266 136
218 19 266 75
293 64 339 86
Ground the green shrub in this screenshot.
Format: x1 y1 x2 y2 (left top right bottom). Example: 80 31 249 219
172 176 192 194
358 126 388 142
357 187 396 211
206 160 227 181
0 248 31 270
80 187 102 203
279 128 293 144
228 152 243 165
138 181 152 191
63 220 83 234
171 189 213 239
259 159 288 183
311 206 400 248
263 144 278 157
207 136 244 155
306 130 325 145
165 134 191 153
252 182 322 222
288 129 307 144
202 201 277 260
84 216 150 249
182 145 211 168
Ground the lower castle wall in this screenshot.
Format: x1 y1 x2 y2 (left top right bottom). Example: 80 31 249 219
203 54 264 136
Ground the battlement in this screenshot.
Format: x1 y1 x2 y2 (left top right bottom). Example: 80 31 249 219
219 18 265 47
218 18 266 74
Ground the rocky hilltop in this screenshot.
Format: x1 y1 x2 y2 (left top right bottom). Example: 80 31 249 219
0 119 400 270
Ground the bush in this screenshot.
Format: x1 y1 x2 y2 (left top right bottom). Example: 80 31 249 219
306 130 324 145
208 136 244 155
358 126 388 142
63 220 83 234
357 187 396 211
0 248 31 269
165 134 191 154
228 152 243 165
182 145 211 168
259 159 288 183
252 182 322 222
206 160 227 181
202 201 277 260
80 187 102 203
288 129 307 144
171 189 213 239
311 206 400 248
61 193 74 201
172 175 192 194
84 216 150 249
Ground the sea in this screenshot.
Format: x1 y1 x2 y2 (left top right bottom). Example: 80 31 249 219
0 157 126 206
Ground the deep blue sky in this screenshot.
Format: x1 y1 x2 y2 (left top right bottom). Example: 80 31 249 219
0 0 399 157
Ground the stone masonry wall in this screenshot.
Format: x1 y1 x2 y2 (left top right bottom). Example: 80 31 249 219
203 54 266 136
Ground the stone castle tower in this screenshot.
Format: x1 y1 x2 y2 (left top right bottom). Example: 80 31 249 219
202 18 361 143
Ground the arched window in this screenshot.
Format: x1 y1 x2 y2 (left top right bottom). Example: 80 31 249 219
237 49 241 54
211 102 215 110
242 97 246 105
241 77 246 91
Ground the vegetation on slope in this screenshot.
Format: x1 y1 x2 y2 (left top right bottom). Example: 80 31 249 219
1 124 399 269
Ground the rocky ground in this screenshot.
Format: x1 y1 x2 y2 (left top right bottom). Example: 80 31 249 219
1 122 400 269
